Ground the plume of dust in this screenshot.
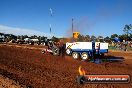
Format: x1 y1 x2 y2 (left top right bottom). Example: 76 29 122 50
65 17 92 38
74 17 92 34
64 0 129 39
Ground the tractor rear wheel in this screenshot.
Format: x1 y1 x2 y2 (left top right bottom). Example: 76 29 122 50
72 52 79 59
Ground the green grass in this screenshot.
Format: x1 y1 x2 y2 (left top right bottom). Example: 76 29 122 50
108 46 132 51
108 46 117 50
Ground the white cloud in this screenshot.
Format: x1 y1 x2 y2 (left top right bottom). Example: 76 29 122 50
0 25 54 38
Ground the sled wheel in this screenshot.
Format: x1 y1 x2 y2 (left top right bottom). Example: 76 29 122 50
66 48 72 55
72 52 79 59
81 52 89 61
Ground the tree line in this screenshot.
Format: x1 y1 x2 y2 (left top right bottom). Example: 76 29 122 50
76 24 132 42
0 24 131 43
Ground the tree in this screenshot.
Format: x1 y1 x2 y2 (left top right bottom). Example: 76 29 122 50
78 34 85 42
111 34 118 39
41 36 47 42
130 34 132 40
17 35 21 39
98 36 103 39
123 24 132 40
10 34 17 40
20 35 25 40
90 35 96 41
118 34 129 41
51 36 59 42
30 35 37 39
4 34 17 42
104 36 111 42
0 33 4 36
23 35 28 38
123 24 132 35
85 35 90 42
97 36 104 42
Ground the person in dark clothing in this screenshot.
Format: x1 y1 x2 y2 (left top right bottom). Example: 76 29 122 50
59 44 66 58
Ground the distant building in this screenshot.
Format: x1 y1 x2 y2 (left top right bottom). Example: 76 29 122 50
24 38 30 41
31 39 39 43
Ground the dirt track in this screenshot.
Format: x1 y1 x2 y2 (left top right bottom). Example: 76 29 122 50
0 44 132 88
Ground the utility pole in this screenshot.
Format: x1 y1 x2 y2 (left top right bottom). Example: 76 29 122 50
72 18 74 33
72 18 75 42
49 8 53 34
50 24 51 34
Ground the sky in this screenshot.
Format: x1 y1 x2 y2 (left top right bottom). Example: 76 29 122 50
0 0 132 38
